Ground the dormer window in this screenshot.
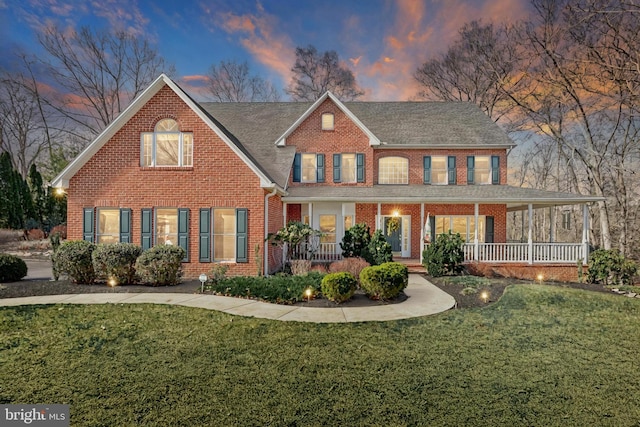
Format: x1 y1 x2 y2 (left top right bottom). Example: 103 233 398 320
322 113 334 130
141 119 193 167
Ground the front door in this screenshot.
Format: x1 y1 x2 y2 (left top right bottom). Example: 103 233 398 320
383 216 411 257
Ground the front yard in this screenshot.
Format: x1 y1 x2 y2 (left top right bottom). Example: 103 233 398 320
1 284 639 426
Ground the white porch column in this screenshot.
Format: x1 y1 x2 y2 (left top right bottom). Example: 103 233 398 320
549 207 555 243
283 203 287 224
582 204 589 265
528 203 533 265
308 203 313 228
420 203 425 263
474 203 479 261
377 203 382 230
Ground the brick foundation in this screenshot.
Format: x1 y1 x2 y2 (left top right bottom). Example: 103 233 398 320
465 262 585 283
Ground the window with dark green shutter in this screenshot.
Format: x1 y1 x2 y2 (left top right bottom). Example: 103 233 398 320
140 208 153 250
293 153 301 182
356 153 365 182
316 154 325 182
177 209 189 262
333 154 341 182
491 156 500 184
423 156 431 184
119 209 132 243
83 208 94 242
199 209 211 262
467 156 475 184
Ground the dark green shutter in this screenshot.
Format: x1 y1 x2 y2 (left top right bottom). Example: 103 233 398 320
448 156 457 184
485 216 494 243
293 153 301 182
82 208 94 242
333 154 341 182
236 208 248 263
316 154 325 183
429 215 436 243
199 208 211 262
423 156 431 184
178 209 189 262
491 156 500 184
119 208 131 243
141 208 152 250
356 153 365 182
467 156 475 184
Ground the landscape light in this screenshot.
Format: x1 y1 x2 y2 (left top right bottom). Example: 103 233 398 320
305 288 313 302
199 273 208 293
108 277 117 287
537 273 544 284
480 290 489 303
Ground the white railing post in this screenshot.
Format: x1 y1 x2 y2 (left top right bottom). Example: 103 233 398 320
474 203 479 261
528 204 533 265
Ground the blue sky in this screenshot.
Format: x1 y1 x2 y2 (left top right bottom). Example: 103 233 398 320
1 0 532 100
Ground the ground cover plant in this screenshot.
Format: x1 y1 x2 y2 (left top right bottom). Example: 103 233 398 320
1 285 639 426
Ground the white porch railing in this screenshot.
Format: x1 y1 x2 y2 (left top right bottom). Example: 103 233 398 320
290 242 342 262
463 242 586 264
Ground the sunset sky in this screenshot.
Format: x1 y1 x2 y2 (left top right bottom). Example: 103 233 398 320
1 0 533 101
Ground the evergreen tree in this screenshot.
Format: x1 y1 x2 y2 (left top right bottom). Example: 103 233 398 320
28 164 46 227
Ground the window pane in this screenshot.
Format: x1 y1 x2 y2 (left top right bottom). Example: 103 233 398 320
474 156 491 184
301 153 316 182
214 209 236 262
157 208 178 245
182 133 193 167
452 217 467 240
142 134 153 166
319 214 336 243
322 113 334 130
435 216 450 236
97 209 120 243
155 119 179 132
156 134 180 166
342 154 356 183
431 156 447 184
344 215 353 231
379 157 408 184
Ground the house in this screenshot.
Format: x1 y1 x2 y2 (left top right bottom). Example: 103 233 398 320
52 74 602 281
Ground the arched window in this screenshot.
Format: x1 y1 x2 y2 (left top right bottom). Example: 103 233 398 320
141 119 193 167
378 156 408 184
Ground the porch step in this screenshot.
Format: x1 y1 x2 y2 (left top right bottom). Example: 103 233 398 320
396 259 425 274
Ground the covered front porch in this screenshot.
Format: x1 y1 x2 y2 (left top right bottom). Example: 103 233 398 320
281 185 602 266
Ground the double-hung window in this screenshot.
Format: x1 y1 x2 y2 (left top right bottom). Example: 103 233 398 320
83 207 132 243
333 153 365 183
141 119 193 167
424 156 456 185
198 208 248 263
293 153 325 183
378 156 408 184
140 207 190 261
467 155 500 185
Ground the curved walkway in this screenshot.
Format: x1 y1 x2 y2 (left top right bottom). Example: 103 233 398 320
0 274 455 323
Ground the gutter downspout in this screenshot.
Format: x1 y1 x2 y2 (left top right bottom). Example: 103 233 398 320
264 188 278 276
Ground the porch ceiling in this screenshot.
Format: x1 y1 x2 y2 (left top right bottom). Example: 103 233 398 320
282 185 603 210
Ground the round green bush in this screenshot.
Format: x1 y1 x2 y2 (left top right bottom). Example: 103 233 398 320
92 243 143 285
360 262 408 300
321 272 357 303
55 240 96 284
0 254 28 282
135 245 185 286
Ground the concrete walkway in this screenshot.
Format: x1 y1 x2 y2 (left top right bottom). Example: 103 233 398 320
0 274 455 323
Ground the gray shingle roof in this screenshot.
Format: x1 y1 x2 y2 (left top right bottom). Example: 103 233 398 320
282 185 602 209
199 100 514 187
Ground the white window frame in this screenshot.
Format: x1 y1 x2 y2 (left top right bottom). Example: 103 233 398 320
319 214 337 244
431 156 448 185
474 156 491 185
341 153 357 183
379 156 408 184
322 113 334 130
301 153 317 183
141 119 193 167
213 208 237 262
97 208 120 244
156 208 178 245
434 215 486 243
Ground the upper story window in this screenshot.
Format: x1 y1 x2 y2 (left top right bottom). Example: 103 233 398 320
141 119 193 167
378 156 408 184
293 153 325 183
322 113 334 130
424 156 456 185
333 153 365 183
467 155 499 185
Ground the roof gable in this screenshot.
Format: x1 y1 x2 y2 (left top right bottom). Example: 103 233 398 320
51 74 282 190
274 91 380 147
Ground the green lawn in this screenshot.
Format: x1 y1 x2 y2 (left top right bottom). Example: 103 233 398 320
1 285 639 426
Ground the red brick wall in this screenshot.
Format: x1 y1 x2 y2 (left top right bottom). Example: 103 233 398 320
67 85 269 278
466 263 583 283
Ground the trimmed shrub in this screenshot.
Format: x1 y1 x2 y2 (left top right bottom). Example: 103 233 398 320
56 240 96 284
92 243 143 285
422 231 464 277
0 254 28 282
135 245 185 286
367 230 393 265
588 249 638 286
340 223 371 259
321 272 357 303
329 257 370 287
360 262 408 300
210 272 324 304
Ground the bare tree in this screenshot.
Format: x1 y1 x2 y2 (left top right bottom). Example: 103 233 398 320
206 60 280 102
286 45 364 101
37 25 173 140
